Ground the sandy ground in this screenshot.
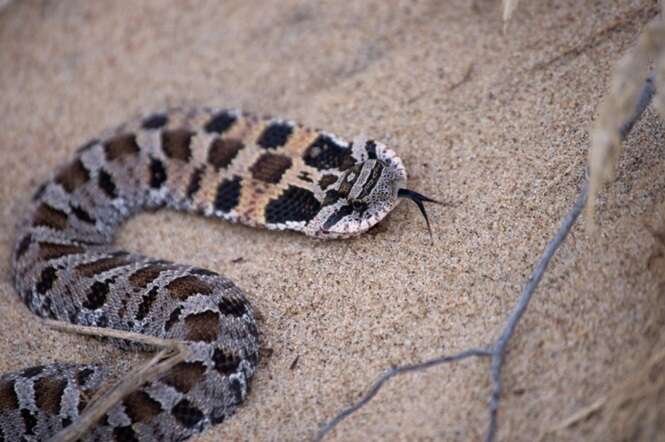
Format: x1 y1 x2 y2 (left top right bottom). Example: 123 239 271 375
1 1 664 441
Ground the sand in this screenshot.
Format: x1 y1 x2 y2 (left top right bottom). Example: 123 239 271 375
1 1 664 440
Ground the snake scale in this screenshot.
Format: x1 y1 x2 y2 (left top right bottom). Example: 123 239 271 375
2 107 435 441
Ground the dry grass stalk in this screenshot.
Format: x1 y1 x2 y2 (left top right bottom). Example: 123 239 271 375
501 0 520 33
546 222 665 441
587 15 665 229
601 346 665 441
43 320 191 442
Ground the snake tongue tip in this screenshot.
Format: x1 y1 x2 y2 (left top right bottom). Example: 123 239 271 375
398 188 437 242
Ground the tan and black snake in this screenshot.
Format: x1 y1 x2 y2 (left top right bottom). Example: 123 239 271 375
2 107 436 441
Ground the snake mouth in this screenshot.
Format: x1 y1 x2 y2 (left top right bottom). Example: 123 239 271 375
313 189 439 240
316 221 372 239
314 205 388 239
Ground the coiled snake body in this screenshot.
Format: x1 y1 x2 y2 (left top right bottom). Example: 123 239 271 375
2 108 433 441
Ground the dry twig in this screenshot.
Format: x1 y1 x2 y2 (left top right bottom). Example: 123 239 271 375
314 349 492 441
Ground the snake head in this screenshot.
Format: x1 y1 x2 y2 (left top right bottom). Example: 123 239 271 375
306 139 436 239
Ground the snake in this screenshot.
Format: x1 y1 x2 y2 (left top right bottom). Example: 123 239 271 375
1 107 436 441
